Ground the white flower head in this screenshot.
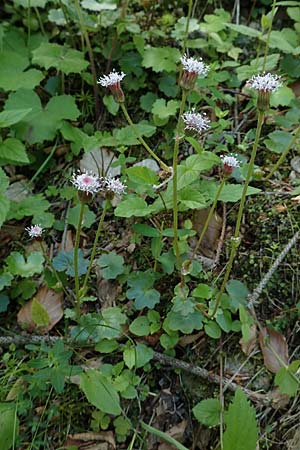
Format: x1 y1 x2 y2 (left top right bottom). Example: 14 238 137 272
26 224 43 239
182 109 210 134
105 177 126 196
246 73 282 92
98 70 126 87
180 54 210 77
220 154 240 169
71 170 102 194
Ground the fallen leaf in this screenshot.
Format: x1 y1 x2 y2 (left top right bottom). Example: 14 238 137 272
65 431 115 449
158 420 187 450
274 204 287 213
17 285 64 334
179 331 204 347
192 208 222 258
259 327 289 373
80 148 120 178
240 324 257 355
269 387 290 409
287 427 300 450
291 195 300 204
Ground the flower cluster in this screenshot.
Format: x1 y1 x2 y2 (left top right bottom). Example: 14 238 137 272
220 154 240 175
182 109 210 135
98 70 126 103
104 177 127 196
180 54 209 90
71 170 126 197
246 73 282 93
71 170 103 195
25 224 43 239
246 73 282 111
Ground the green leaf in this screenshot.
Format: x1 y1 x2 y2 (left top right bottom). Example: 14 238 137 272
115 196 154 218
103 95 119 115
216 310 232 333
31 298 50 327
0 49 43 91
140 92 158 112
123 343 154 369
95 339 119 353
52 249 88 276
68 204 96 229
32 43 89 74
0 138 29 165
126 166 158 185
226 280 249 311
226 23 261 37
97 252 125 279
178 188 207 210
270 86 295 108
80 370 122 415
133 223 161 237
193 398 221 426
275 361 300 396
0 402 19 450
204 321 221 339
6 252 44 278
5 90 80 144
0 194 10 228
129 316 150 336
0 294 9 313
7 194 54 227
239 305 255 342
223 389 258 450
81 0 117 11
177 152 220 189
0 272 13 291
126 271 160 310
96 307 127 340
142 46 181 72
265 130 294 154
167 308 203 334
151 99 179 120
0 109 32 128
192 284 212 299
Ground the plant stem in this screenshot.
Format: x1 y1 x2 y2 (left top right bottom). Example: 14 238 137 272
120 103 169 171
262 0 277 71
74 200 85 315
191 177 226 261
172 90 187 268
38 242 69 299
209 110 265 319
74 0 101 119
34 7 46 36
182 0 193 55
81 200 109 295
265 126 300 181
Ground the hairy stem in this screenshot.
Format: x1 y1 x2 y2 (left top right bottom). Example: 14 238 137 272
81 200 109 295
265 126 300 181
120 103 169 171
74 0 101 119
209 110 265 319
74 200 85 316
172 90 187 268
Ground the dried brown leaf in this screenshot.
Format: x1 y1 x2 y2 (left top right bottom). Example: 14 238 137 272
259 327 289 373
65 431 115 450
17 285 64 334
240 324 257 355
158 420 187 450
192 208 222 258
269 387 290 409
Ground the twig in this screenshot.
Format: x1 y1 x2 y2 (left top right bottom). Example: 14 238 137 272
248 231 299 308
0 334 269 404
